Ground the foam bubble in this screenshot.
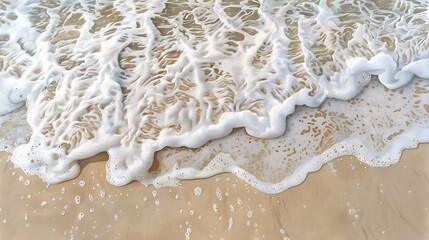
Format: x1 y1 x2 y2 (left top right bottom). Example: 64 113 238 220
194 187 202 197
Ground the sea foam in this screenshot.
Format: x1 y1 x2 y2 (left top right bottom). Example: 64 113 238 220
0 0 428 193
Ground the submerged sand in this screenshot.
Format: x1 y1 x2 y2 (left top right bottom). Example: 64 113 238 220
0 144 428 239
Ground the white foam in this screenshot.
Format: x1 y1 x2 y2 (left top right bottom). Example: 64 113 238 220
0 0 428 193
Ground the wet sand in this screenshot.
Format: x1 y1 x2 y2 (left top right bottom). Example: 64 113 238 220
0 144 428 240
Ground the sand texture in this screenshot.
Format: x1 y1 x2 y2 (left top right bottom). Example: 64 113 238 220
0 144 428 239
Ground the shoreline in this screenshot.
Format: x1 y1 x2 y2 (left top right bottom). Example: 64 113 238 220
1 1 429 239
1 144 428 239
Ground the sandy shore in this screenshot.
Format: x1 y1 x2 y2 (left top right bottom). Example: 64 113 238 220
0 144 428 239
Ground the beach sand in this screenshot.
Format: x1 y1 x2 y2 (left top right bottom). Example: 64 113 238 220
1 1 429 239
0 144 428 240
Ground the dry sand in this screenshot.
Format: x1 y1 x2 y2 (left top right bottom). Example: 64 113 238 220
0 144 428 240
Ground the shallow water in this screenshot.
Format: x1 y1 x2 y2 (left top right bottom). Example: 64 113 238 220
0 0 428 193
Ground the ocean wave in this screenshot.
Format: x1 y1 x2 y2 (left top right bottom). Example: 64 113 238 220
0 0 428 193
